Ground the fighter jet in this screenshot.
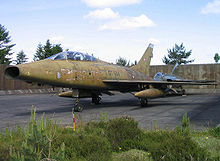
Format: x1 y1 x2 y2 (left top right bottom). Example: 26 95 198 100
4 44 216 111
153 63 216 95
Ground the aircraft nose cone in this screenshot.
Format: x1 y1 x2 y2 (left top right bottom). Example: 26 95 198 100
4 66 20 78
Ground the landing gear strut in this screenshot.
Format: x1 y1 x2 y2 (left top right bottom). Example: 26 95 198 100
92 94 101 105
140 98 148 107
74 98 84 112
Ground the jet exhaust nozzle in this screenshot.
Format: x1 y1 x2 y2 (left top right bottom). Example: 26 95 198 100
4 66 20 78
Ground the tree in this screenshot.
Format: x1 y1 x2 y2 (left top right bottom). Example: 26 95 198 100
33 39 63 61
131 60 137 66
0 24 15 64
16 50 28 64
162 43 194 65
214 53 219 63
116 57 130 66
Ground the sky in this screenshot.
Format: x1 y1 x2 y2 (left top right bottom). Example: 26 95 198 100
0 0 220 65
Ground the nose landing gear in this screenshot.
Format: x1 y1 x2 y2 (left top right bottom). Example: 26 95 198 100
74 98 84 112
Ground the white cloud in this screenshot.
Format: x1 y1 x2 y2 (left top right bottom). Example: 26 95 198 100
81 0 141 8
84 8 119 19
148 38 160 45
201 0 220 14
99 14 155 30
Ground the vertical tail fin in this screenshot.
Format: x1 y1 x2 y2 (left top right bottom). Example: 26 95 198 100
131 44 154 76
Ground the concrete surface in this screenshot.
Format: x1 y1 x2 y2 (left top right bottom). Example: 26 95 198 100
0 92 220 131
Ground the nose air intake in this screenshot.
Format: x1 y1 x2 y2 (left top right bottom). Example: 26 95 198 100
4 66 20 78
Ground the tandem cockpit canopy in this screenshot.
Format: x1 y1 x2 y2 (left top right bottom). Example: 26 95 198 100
47 51 98 62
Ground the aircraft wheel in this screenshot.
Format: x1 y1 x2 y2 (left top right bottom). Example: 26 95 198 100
92 96 101 105
182 89 186 95
75 104 84 112
140 98 148 107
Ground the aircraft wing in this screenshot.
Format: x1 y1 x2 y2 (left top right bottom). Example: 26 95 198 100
103 80 217 86
164 79 216 83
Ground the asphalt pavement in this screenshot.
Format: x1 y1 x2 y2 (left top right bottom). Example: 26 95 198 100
0 92 220 130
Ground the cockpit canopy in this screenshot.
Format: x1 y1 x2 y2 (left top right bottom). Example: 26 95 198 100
47 51 98 62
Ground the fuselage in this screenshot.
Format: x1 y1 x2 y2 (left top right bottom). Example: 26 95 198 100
5 59 146 90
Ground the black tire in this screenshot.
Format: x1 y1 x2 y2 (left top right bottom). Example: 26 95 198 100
75 104 84 112
140 98 148 107
92 96 101 105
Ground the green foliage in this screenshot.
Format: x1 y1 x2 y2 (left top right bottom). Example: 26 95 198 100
163 43 194 65
116 57 137 67
105 117 144 151
33 39 63 61
116 57 130 66
192 136 220 160
0 24 15 64
130 60 138 66
1 108 66 161
100 112 109 122
145 130 209 161
113 149 152 161
1 110 219 161
181 113 190 134
83 117 148 152
0 139 10 160
15 50 28 64
54 132 112 161
208 126 220 138
214 53 219 63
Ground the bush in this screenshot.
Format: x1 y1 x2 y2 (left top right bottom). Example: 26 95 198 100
1 108 66 161
192 136 220 160
209 126 220 138
113 149 152 161
145 130 209 161
0 110 217 161
83 121 107 137
54 131 112 161
105 117 144 151
0 139 10 161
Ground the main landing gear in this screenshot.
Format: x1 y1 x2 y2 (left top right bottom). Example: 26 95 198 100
92 94 101 105
140 98 148 107
74 94 102 112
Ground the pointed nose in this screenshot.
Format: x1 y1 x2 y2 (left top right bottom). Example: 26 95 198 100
4 66 20 78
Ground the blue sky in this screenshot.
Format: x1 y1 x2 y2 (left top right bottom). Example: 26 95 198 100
0 0 220 64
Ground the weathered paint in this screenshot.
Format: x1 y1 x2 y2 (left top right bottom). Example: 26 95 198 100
14 59 146 90
131 44 153 76
2 64 219 91
135 88 164 98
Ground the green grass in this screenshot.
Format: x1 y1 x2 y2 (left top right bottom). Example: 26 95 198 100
112 149 152 161
192 135 220 159
0 109 219 161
